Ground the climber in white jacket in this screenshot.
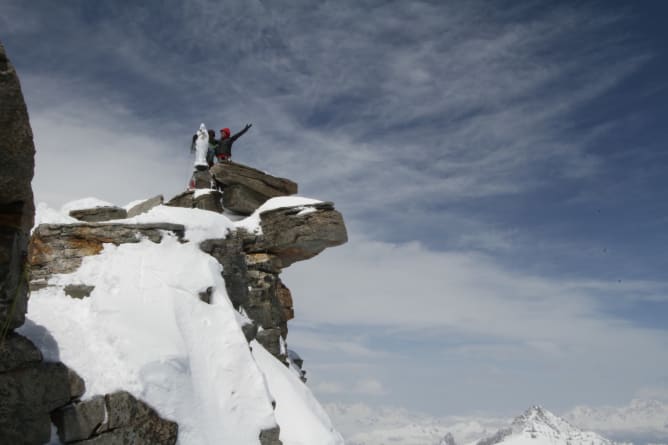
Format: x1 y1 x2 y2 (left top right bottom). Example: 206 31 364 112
190 123 210 171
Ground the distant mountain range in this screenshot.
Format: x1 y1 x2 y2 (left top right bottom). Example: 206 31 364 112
563 399 668 444
325 400 668 445
472 406 615 445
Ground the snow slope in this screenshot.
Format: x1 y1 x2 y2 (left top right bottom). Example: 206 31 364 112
19 198 342 445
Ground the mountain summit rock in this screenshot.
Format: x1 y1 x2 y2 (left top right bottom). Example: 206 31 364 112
209 161 298 215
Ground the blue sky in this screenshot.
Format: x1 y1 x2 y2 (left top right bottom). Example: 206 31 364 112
2 0 668 419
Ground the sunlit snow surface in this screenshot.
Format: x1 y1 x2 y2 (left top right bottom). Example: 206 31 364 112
19 197 342 445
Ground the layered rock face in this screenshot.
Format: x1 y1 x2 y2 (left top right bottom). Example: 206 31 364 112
25 143 346 444
0 41 34 332
0 42 178 445
29 222 185 285
27 191 346 444
200 200 347 363
0 42 83 444
31 197 347 367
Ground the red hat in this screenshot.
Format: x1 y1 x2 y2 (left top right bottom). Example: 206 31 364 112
221 128 231 137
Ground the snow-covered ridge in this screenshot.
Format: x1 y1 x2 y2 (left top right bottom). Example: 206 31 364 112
36 195 324 236
22 197 345 445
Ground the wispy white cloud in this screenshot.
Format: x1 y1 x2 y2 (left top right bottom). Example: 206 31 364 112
8 1 652 235
288 329 388 359
283 233 668 412
5 0 665 420
313 378 386 397
564 398 668 442
22 75 190 207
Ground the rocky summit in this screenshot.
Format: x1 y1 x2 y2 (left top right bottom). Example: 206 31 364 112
209 161 298 215
1 39 348 445
21 192 346 444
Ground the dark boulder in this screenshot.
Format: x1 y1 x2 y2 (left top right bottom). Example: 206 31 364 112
222 184 268 215
64 284 95 299
210 162 297 215
53 390 178 444
259 425 283 445
0 360 85 444
0 332 42 373
51 395 106 443
0 41 35 331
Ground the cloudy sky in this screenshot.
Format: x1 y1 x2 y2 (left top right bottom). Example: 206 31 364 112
3 0 668 422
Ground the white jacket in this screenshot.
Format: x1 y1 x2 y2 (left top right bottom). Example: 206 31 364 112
194 123 209 167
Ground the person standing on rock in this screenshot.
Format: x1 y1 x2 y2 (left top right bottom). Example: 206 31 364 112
190 123 209 171
206 129 218 167
188 123 213 189
215 123 252 162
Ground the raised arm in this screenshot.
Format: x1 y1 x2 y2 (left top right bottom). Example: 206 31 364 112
190 134 197 153
231 123 252 142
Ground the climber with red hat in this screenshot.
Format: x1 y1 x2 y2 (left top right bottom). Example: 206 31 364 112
215 123 252 162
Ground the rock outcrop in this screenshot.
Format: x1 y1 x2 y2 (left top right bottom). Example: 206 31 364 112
0 332 86 444
24 197 345 440
251 201 348 268
28 198 346 367
0 42 119 445
201 201 347 361
210 162 298 215
51 390 178 444
22 219 187 443
0 41 34 332
29 222 185 284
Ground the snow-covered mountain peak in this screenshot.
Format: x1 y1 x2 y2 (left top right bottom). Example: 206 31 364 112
477 406 614 445
511 405 571 434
